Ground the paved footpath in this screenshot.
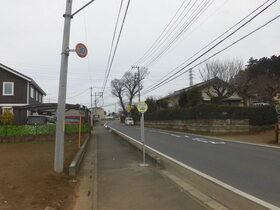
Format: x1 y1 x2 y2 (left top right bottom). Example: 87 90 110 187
96 124 207 210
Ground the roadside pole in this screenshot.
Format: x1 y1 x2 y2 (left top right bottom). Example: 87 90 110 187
275 104 280 144
55 0 95 173
78 115 82 148
55 0 73 173
137 102 148 167
140 112 147 166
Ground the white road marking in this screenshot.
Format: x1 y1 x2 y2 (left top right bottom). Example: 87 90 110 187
210 141 226 145
184 135 190 138
192 138 225 145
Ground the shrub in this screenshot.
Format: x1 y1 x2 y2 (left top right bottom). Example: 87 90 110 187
0 124 89 137
0 110 14 125
145 104 277 126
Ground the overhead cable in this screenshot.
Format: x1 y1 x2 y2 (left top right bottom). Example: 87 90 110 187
143 14 280 94
143 0 277 93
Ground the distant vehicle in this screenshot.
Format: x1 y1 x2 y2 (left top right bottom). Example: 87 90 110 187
65 116 82 124
26 115 55 125
125 117 134 126
251 102 269 106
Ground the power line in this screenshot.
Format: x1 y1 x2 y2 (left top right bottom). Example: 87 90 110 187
102 0 124 93
101 0 131 94
147 0 272 86
143 0 277 94
137 0 212 67
144 0 214 68
144 14 280 95
133 0 192 66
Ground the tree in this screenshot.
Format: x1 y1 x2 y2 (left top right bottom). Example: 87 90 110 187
178 92 188 108
187 87 203 106
234 70 252 106
123 67 148 108
0 110 14 125
200 59 243 104
111 79 126 114
178 87 202 108
145 97 158 113
250 75 280 104
236 55 280 104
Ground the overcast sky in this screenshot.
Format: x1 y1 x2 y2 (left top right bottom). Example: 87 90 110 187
0 0 279 113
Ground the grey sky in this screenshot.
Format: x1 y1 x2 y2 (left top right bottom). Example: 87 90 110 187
0 0 279 113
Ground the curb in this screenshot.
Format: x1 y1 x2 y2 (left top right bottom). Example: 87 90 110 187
69 135 91 177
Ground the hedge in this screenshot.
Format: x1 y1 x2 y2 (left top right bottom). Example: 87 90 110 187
0 124 89 137
143 104 277 126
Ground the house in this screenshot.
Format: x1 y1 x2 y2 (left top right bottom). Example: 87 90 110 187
90 107 106 120
157 78 243 109
0 63 46 124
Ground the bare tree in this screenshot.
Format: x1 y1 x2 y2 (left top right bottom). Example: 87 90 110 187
234 70 251 106
199 59 243 102
250 75 280 104
111 79 126 114
123 67 148 107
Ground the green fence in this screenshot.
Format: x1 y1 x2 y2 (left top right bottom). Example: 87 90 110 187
0 124 89 137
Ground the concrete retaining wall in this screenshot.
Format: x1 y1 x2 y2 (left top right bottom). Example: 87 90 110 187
138 119 249 133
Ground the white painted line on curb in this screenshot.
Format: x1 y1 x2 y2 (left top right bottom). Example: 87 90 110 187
107 125 280 210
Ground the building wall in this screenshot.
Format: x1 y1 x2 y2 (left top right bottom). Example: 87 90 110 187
0 68 27 104
29 85 44 105
91 108 105 119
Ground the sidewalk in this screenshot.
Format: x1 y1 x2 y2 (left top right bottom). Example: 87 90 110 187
96 124 207 210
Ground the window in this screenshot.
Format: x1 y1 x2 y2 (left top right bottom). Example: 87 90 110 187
3 82 14 96
39 94 43 103
30 86 34 98
36 91 38 101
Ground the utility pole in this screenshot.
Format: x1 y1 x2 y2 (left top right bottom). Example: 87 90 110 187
132 66 141 103
90 86 93 109
54 0 73 173
189 68 193 86
55 0 95 173
90 86 93 126
94 92 103 117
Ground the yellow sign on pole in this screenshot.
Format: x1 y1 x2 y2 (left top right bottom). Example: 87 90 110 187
127 105 131 113
137 102 148 113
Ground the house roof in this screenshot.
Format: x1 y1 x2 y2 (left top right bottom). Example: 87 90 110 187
158 78 220 101
0 63 46 96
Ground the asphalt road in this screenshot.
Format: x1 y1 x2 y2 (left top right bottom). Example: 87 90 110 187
106 121 280 208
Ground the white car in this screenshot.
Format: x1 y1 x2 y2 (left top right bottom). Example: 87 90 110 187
125 117 134 126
